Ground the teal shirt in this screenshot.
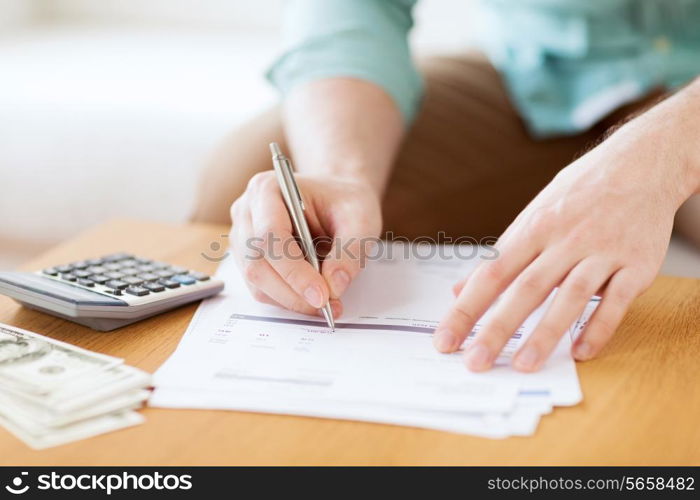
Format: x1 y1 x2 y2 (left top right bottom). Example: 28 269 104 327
267 0 700 137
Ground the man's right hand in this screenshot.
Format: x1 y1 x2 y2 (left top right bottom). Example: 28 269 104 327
230 170 382 318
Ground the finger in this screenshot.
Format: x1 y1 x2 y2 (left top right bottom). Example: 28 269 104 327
245 283 282 308
321 210 381 298
462 248 578 372
452 278 467 297
248 174 330 309
233 209 319 315
573 268 641 361
452 250 493 296
512 257 617 372
432 237 541 354
247 283 343 319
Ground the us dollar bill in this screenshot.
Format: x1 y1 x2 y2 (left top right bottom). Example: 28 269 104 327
0 323 122 394
1 364 152 413
0 410 145 450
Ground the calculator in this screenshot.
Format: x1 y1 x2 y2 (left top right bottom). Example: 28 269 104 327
0 252 224 331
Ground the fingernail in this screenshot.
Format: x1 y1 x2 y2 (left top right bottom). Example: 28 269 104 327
574 341 593 360
304 286 324 308
433 328 455 352
465 344 492 371
514 345 539 371
331 270 351 297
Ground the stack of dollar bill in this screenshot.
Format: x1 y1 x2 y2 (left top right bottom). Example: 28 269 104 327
0 322 151 449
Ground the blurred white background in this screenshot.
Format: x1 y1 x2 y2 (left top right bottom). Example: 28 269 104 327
1 0 698 276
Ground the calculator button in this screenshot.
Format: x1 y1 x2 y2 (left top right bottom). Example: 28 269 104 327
144 282 165 293
105 288 123 296
70 260 89 269
72 270 89 278
42 268 58 276
138 273 159 282
105 279 128 290
189 272 210 281
169 266 188 274
159 279 180 289
135 257 152 264
150 261 170 269
104 263 123 271
86 258 104 266
155 269 175 279
78 278 95 287
125 286 149 296
56 265 73 273
103 252 133 262
87 266 107 275
88 274 110 284
61 273 77 282
105 271 125 280
120 267 140 276
172 274 196 285
137 265 156 273
120 259 138 268
123 276 144 286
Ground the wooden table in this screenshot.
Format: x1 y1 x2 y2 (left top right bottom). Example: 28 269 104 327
1 219 698 465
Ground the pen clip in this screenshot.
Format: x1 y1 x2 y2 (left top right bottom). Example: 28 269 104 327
284 160 305 211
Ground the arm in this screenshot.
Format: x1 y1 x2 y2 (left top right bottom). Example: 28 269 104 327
231 0 421 316
434 77 700 372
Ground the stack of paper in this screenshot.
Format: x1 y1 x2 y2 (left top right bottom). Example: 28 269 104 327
152 243 597 438
0 323 150 449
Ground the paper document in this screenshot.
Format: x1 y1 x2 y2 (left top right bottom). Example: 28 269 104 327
152 243 597 437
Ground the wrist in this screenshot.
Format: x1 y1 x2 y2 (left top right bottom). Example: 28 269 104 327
296 158 388 196
607 81 700 205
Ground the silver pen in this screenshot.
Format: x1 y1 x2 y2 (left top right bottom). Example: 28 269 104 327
269 143 335 331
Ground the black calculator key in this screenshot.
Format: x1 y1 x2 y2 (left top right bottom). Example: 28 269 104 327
71 260 89 269
138 273 159 282
105 271 125 280
103 252 132 262
56 265 73 273
123 276 144 286
105 288 122 296
189 272 210 281
172 274 196 285
144 282 165 293
73 270 91 279
89 274 110 284
155 269 175 279
42 268 58 276
78 278 95 287
61 273 77 282
125 286 149 296
87 266 107 275
159 279 180 289
105 279 128 290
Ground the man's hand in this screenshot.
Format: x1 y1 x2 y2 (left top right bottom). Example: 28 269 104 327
231 171 381 317
433 85 700 372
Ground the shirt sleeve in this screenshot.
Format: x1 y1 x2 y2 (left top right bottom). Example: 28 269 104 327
266 0 424 123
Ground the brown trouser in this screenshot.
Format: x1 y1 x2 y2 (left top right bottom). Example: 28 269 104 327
192 53 700 246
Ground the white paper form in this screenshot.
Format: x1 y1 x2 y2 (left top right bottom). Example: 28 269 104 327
152 244 594 437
